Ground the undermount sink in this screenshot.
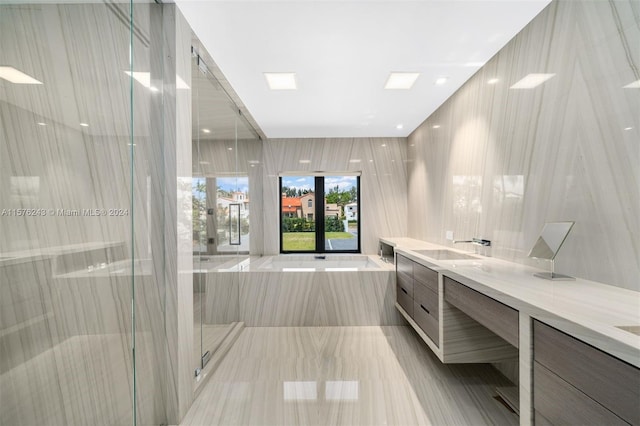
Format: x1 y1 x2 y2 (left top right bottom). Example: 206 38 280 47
615 325 640 336
413 249 478 260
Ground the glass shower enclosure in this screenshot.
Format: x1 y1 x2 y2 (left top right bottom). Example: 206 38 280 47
1 2 167 425
191 48 261 383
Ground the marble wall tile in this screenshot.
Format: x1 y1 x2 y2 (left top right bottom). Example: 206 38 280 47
407 0 640 290
154 4 194 424
262 138 408 255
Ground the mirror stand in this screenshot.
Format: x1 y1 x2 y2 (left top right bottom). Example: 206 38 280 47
533 259 575 281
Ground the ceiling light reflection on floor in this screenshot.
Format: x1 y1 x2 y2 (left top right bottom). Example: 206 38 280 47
325 381 359 401
283 381 317 400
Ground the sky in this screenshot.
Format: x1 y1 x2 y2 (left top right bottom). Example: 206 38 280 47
192 177 249 198
282 175 357 192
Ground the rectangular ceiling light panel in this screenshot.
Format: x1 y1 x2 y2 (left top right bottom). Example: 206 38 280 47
264 72 297 90
510 73 556 89
385 72 420 89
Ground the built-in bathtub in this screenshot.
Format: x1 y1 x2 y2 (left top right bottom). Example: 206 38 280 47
199 254 401 327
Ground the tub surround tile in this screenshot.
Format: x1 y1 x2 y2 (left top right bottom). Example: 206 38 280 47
406 0 640 291
237 267 402 327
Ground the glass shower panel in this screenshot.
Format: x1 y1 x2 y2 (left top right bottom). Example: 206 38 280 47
191 48 255 385
192 53 239 379
0 2 163 425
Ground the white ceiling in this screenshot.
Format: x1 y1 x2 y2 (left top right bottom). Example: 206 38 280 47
175 0 551 139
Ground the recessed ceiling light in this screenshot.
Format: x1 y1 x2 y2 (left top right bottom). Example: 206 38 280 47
37 122 46 126
384 72 420 90
299 160 311 164
369 160 374 163
0 66 43 84
432 125 441 129
435 77 448 85
202 129 211 134
396 124 404 129
349 159 361 163
264 72 297 90
381 144 387 147
510 73 556 89
80 123 89 127
488 78 499 84
624 127 633 130
623 80 640 89
227 147 233 151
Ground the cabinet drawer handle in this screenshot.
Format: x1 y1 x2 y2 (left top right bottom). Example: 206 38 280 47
401 287 408 295
420 304 430 314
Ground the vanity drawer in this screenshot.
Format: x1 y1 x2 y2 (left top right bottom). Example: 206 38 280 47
443 277 519 347
414 281 438 317
413 300 439 345
396 284 413 317
534 320 640 425
414 263 438 292
534 361 628 426
396 254 413 279
396 271 413 298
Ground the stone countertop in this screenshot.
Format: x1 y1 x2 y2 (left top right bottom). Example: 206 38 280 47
380 237 640 368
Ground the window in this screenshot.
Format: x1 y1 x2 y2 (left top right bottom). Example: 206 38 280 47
280 175 360 253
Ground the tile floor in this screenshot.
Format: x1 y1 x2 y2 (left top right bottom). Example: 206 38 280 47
181 326 518 425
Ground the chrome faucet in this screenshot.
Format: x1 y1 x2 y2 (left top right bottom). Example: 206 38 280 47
453 238 491 247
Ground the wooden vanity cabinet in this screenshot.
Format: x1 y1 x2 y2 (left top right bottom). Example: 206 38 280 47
395 254 439 346
533 320 640 425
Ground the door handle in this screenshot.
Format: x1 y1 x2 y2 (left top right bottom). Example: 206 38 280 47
230 203 241 246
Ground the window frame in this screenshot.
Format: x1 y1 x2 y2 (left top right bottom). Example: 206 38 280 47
279 175 361 254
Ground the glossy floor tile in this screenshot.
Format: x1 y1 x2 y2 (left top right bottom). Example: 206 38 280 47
181 326 518 425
